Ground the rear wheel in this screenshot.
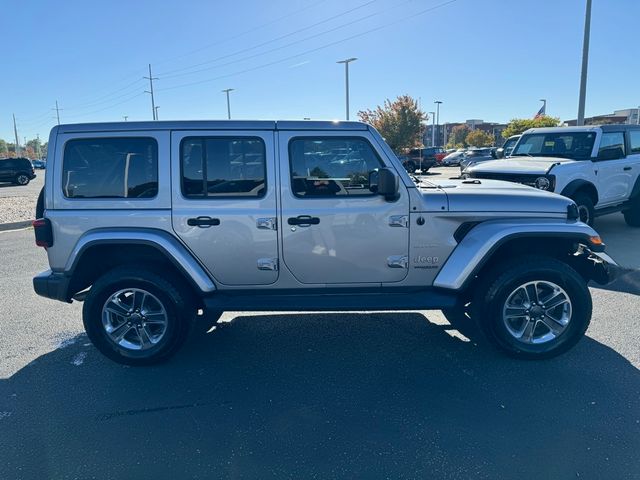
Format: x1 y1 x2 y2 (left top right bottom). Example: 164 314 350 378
15 174 30 186
83 265 195 366
473 256 592 359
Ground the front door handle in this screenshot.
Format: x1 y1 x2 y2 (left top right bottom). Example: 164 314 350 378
624 166 632 171
287 215 320 226
187 216 221 227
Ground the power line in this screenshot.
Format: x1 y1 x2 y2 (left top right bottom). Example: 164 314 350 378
157 0 378 79
152 0 330 68
158 0 458 92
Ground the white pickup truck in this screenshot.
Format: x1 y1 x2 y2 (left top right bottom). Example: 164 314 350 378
465 125 640 226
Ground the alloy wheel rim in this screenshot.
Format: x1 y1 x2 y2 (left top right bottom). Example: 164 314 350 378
502 280 572 345
17 175 28 185
101 288 168 351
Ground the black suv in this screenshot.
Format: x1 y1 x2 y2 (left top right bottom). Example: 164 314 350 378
0 158 36 186
402 147 444 173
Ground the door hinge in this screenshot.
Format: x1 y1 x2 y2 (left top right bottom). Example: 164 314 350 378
257 258 279 271
387 255 408 269
389 215 409 228
256 217 277 230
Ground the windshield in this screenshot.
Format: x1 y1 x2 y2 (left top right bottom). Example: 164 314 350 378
512 132 596 160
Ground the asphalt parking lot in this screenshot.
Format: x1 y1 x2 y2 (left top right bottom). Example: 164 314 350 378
1 167 639 479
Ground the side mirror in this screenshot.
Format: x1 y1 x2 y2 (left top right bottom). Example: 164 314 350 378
375 167 399 201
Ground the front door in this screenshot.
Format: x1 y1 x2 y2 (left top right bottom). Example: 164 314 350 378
171 130 279 286
595 131 632 206
278 131 410 285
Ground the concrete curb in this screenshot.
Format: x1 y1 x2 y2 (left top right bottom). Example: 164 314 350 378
0 220 33 232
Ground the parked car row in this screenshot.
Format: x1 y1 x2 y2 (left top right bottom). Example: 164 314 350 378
399 147 446 173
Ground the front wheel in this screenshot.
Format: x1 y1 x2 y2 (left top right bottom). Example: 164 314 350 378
473 256 592 359
623 196 640 227
572 193 595 226
83 265 195 365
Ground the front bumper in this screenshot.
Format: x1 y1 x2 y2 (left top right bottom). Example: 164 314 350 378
33 270 71 303
584 249 622 285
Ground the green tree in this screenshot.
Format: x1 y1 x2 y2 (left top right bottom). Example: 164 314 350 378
358 95 426 152
447 124 471 148
0 139 7 156
465 129 494 147
502 116 561 138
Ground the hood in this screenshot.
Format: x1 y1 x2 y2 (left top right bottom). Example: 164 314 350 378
419 178 573 214
465 156 575 175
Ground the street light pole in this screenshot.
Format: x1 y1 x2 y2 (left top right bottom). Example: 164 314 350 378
337 58 357 120
429 112 436 146
222 88 234 119
434 100 443 146
540 98 547 115
577 0 592 126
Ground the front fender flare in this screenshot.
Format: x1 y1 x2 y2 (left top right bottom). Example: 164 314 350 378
560 179 598 203
433 219 603 290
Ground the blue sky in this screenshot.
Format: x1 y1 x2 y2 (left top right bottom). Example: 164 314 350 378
3 0 639 141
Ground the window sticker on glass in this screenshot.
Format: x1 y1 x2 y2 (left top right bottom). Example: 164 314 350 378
544 141 555 147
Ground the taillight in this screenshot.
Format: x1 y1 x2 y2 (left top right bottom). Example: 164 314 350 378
33 218 53 248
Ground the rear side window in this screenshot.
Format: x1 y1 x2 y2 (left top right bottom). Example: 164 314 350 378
598 132 626 159
289 137 383 197
629 130 640 154
180 137 266 198
63 138 158 198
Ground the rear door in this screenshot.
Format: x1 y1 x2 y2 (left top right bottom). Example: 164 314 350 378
277 131 410 285
171 130 279 286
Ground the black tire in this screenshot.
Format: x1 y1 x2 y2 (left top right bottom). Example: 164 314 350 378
472 256 592 360
35 187 44 219
572 193 595 226
14 174 30 186
83 265 196 366
623 196 640 227
404 161 416 174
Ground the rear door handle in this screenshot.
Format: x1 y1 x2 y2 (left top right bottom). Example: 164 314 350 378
187 216 220 227
624 166 632 171
287 215 320 226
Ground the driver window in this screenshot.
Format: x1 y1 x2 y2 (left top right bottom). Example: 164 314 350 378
289 137 383 197
598 132 625 160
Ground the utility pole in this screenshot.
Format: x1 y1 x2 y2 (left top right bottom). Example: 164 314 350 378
154 106 160 121
36 133 42 158
577 0 592 126
434 100 443 146
53 100 61 125
13 114 20 157
337 58 357 120
429 111 436 146
144 64 158 121
540 98 547 115
222 88 234 119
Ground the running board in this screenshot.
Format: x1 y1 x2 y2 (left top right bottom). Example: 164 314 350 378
203 289 458 312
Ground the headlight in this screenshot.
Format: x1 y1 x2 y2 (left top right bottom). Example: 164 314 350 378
534 176 551 190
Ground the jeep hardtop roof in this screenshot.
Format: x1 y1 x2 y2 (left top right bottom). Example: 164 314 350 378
54 120 370 134
523 124 640 135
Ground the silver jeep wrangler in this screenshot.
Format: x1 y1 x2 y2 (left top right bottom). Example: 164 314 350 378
33 120 616 365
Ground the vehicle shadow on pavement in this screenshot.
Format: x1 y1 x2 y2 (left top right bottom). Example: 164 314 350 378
1 312 639 479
